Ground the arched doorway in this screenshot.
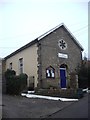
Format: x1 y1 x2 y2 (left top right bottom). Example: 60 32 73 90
60 64 68 88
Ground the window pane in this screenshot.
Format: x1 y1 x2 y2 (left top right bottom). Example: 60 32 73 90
52 73 54 78
46 66 55 78
9 63 12 70
48 73 50 77
19 58 23 74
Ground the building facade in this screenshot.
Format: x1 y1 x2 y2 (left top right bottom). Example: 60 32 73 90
4 23 83 89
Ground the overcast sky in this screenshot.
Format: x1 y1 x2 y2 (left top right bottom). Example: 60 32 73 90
0 0 89 59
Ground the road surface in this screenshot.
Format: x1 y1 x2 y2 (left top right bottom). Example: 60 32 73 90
47 94 89 118
2 93 89 118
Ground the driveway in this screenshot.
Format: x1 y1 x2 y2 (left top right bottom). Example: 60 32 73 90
2 94 75 118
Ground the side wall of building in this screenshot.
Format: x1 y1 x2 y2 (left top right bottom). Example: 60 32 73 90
5 44 38 88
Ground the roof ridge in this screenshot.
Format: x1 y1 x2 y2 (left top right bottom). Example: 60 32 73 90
38 23 64 40
38 23 83 51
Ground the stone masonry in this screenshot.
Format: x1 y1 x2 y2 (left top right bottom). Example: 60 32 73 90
37 26 82 88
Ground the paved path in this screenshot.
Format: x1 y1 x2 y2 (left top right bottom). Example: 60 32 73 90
2 94 74 118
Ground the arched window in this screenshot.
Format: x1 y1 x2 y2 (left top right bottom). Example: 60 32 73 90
46 66 55 78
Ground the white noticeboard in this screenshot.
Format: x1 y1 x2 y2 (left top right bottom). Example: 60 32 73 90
58 53 68 59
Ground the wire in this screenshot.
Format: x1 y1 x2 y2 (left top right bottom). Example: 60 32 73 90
72 25 88 33
74 30 88 37
0 47 18 48
0 24 88 49
0 23 88 41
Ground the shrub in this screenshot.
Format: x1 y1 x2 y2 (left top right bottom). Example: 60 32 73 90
5 69 28 95
5 69 16 79
76 61 88 89
75 88 83 98
19 73 28 92
78 77 88 89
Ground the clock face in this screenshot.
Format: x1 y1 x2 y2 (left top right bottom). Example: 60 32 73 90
58 39 67 50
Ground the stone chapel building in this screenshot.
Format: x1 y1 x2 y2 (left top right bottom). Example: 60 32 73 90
3 23 83 89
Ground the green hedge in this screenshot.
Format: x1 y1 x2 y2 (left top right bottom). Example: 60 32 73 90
78 77 88 89
5 69 28 95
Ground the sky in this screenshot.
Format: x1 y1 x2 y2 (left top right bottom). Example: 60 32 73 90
0 0 89 59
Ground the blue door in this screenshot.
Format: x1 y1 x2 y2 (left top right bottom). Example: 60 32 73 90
60 68 66 88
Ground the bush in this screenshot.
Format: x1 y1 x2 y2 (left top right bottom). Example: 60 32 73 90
78 77 88 89
19 73 28 92
75 88 83 98
5 69 28 95
5 69 16 79
76 61 88 89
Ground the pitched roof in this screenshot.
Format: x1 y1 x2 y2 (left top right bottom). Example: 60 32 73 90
4 23 84 60
38 23 84 51
4 39 38 60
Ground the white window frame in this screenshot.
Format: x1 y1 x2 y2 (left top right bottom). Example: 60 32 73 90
19 58 23 74
46 66 55 78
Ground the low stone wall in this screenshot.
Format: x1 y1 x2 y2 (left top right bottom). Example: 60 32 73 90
35 88 83 99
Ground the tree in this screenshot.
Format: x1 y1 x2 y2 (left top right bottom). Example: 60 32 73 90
77 60 88 88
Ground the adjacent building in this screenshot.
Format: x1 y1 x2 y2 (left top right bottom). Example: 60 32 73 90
0 58 2 93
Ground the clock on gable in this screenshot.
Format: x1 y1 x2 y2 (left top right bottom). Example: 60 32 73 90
58 39 67 50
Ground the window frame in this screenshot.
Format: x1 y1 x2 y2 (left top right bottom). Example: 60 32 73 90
58 39 67 50
19 58 23 74
9 62 12 70
46 66 55 79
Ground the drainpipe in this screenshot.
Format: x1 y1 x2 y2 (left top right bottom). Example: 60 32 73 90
37 42 42 88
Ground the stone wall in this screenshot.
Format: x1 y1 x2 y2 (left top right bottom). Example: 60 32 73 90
38 26 82 88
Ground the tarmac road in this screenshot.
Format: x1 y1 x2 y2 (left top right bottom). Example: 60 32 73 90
2 94 74 118
47 93 89 118
2 93 89 118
